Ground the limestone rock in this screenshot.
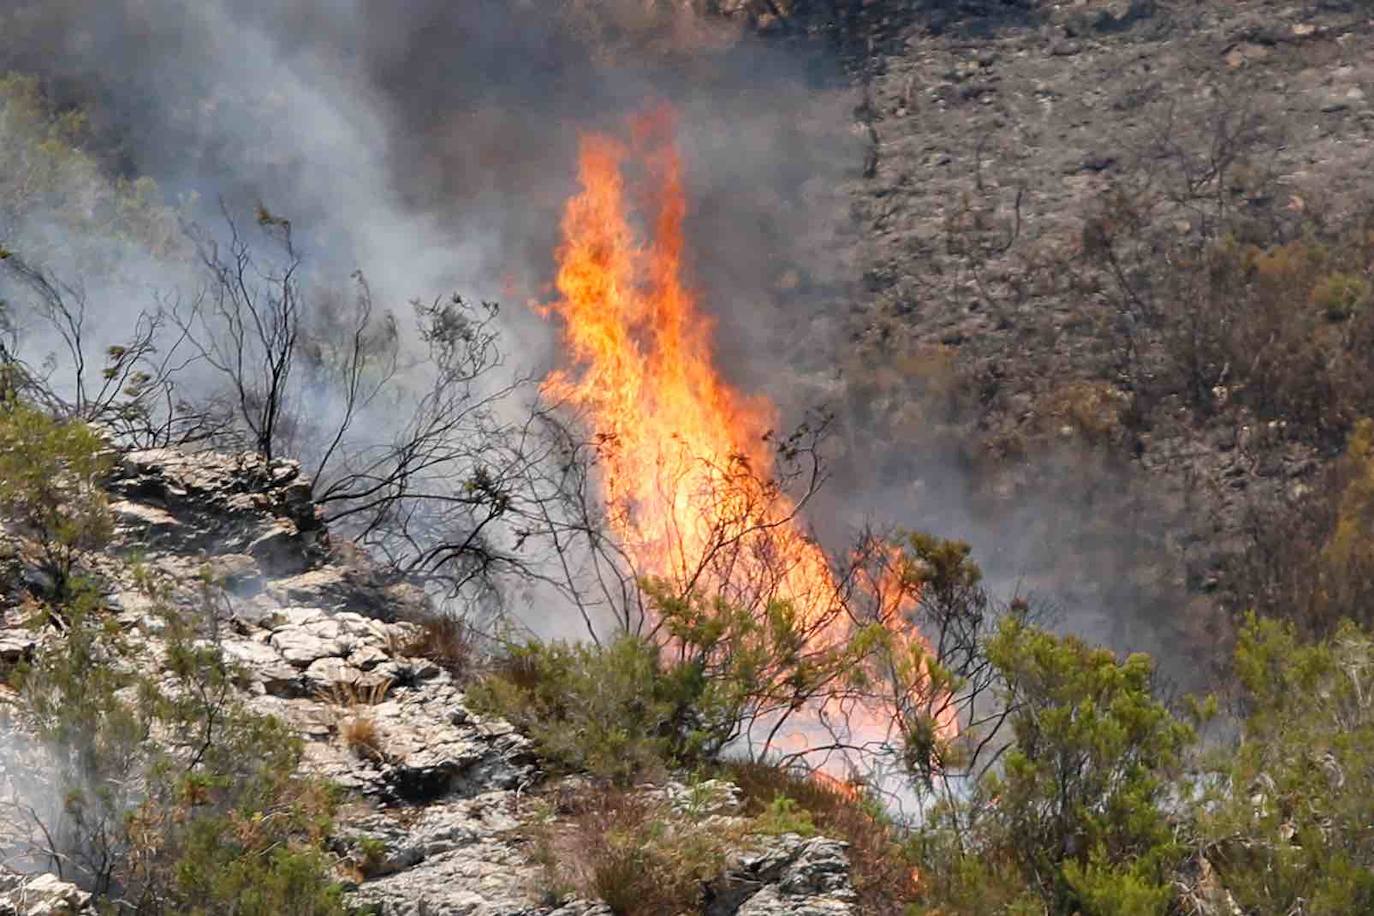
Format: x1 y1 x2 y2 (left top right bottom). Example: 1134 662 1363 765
219 637 301 695
0 873 94 915
712 836 857 916
7 447 868 916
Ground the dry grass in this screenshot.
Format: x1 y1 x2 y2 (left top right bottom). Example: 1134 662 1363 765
723 761 919 916
1041 380 1130 447
320 679 392 763
340 714 385 762
532 787 736 916
393 612 474 681
533 764 921 915
320 678 392 708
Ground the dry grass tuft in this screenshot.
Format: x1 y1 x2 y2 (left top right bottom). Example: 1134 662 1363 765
340 714 385 762
724 761 919 915
532 787 735 916
394 612 474 681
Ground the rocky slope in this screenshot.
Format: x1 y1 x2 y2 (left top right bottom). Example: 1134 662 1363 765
0 448 860 916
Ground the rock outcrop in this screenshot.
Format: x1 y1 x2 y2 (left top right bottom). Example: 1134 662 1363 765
0 448 860 915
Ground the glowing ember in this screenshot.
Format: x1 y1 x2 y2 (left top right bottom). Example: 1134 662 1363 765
541 107 956 747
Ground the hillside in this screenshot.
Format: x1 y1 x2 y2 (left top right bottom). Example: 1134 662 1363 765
0 447 861 915
803 0 1374 673
1 2 1373 914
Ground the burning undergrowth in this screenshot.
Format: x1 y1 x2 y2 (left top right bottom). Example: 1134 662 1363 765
534 108 968 772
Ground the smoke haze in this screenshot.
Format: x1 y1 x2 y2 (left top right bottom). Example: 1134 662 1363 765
0 1 1201 679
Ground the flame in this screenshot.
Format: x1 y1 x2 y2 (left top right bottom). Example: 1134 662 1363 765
807 769 863 804
541 107 956 748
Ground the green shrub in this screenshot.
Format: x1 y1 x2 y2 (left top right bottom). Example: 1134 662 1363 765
1200 614 1374 915
914 615 1193 916
8 573 344 913
0 398 112 596
1311 271 1371 320
753 794 818 837
468 633 714 782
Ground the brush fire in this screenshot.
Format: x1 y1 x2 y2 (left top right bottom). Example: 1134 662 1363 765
540 108 957 762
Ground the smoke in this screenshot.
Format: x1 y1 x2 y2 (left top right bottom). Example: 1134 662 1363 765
0 2 1202 679
0 1 853 625
0 1 852 367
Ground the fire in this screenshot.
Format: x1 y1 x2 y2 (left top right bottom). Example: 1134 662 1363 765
541 107 956 748
807 769 863 804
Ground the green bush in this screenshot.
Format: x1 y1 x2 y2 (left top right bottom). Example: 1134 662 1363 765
468 633 714 782
1200 614 1374 915
1311 271 1371 320
8 574 344 913
0 398 112 596
753 794 818 838
914 615 1193 916
469 565 888 783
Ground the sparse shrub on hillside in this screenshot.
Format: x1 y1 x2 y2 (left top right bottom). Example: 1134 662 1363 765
1311 270 1371 320
0 397 112 597
1 575 344 913
468 634 707 782
752 793 818 837
1233 417 1374 635
531 787 736 916
393 611 474 681
1125 223 1374 448
1312 418 1374 625
469 558 925 784
1041 380 1130 447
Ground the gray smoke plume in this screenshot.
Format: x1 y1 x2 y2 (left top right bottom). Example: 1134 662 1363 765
0 1 854 372
0 1 1202 680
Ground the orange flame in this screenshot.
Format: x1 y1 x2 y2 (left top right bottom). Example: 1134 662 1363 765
807 769 864 804
542 107 956 747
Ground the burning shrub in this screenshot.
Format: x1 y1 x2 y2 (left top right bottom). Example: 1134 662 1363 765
469 565 924 785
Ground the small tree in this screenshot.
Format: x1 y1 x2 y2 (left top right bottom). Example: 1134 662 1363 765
179 206 303 463
1201 614 1374 915
916 615 1194 916
0 397 112 598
